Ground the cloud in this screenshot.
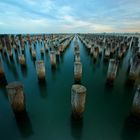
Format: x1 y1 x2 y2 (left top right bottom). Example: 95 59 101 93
0 0 140 33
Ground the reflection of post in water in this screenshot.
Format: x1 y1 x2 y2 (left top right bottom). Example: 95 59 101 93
15 110 33 138
51 65 57 78
40 46 45 57
122 115 140 140
44 41 49 53
6 81 33 138
38 81 47 98
56 48 60 64
60 52 64 63
10 62 19 80
0 58 7 86
20 64 27 77
70 116 83 140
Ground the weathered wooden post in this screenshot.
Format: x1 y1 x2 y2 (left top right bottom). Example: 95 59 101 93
117 48 123 60
90 47 94 55
71 84 87 119
74 52 80 62
36 60 45 81
131 85 140 117
59 44 64 53
0 59 7 85
19 35 25 53
107 59 119 82
5 35 13 59
19 54 26 66
31 49 36 60
104 47 110 60
93 47 98 60
74 45 80 55
74 61 82 83
56 48 60 61
40 47 44 55
45 42 49 52
50 51 56 68
27 34 32 51
129 52 140 82
6 82 25 114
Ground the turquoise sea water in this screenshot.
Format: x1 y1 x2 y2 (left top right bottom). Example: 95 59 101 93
0 36 140 140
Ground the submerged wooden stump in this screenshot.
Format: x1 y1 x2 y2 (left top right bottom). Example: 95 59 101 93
6 82 25 114
74 62 82 83
131 85 140 117
36 60 45 81
71 84 87 119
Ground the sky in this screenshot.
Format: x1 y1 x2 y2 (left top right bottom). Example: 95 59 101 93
0 0 140 33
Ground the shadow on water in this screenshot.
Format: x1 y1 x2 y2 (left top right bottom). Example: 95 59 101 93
60 53 64 64
9 63 19 80
122 114 140 140
9 55 14 62
70 116 83 140
3 55 19 79
51 66 57 79
104 81 114 92
0 87 7 99
38 80 47 98
15 111 33 138
15 52 19 63
20 65 28 77
56 56 60 64
41 53 45 60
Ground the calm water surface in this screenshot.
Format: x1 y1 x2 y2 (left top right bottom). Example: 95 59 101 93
0 36 140 140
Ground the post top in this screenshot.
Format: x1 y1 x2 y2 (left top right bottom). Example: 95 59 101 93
74 61 82 65
36 60 44 64
6 81 23 89
72 84 86 93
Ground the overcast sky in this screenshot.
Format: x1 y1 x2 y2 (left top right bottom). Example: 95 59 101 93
0 0 140 33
